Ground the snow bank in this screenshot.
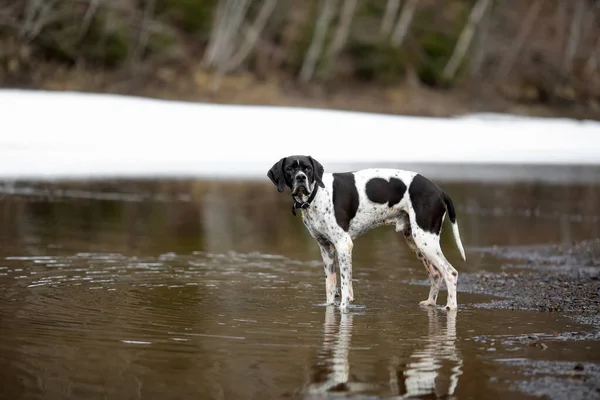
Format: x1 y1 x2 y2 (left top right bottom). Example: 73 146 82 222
1 89 599 180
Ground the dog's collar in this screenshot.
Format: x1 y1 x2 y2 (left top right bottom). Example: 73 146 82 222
292 185 319 216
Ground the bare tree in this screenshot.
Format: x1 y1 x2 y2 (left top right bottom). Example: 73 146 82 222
326 0 357 61
380 0 401 38
554 1 567 53
390 0 417 48
202 0 226 67
469 0 491 77
203 0 251 69
130 0 156 68
299 0 338 83
223 0 278 72
443 0 492 80
19 0 60 42
78 0 102 41
563 0 586 74
584 36 600 78
496 0 543 80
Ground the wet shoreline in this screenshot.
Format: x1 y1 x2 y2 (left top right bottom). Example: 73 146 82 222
458 239 600 327
455 239 600 399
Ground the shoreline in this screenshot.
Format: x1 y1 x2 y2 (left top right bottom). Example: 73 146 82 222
458 239 600 328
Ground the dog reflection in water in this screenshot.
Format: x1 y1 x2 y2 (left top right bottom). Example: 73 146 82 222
389 308 462 398
302 307 462 398
303 306 372 395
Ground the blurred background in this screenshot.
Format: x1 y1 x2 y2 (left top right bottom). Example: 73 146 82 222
1 0 600 119
3 3 600 399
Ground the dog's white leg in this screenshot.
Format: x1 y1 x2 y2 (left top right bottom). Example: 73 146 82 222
437 252 459 311
403 230 441 306
410 228 459 310
421 260 442 306
427 250 458 310
319 243 338 305
334 234 354 313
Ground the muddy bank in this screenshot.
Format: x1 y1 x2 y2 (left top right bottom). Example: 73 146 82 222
454 239 600 400
460 238 600 327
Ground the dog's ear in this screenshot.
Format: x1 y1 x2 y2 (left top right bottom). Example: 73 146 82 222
267 157 287 193
309 156 325 188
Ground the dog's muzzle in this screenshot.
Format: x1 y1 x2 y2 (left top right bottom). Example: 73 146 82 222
292 172 309 196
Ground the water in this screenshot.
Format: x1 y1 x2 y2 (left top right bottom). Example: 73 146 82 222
1 168 599 400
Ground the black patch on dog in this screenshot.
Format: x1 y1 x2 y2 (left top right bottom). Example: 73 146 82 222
332 173 359 232
441 191 458 223
409 174 446 234
365 177 407 207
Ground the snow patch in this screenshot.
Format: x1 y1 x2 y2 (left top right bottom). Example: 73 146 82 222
1 89 599 180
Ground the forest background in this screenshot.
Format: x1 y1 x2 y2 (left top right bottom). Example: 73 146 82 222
1 0 599 119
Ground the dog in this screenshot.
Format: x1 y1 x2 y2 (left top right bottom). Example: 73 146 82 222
267 155 466 312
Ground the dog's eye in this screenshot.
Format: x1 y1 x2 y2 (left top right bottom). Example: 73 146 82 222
285 166 293 172
304 166 312 171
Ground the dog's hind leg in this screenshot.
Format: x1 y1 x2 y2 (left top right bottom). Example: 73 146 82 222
401 225 442 307
420 258 442 307
431 248 459 310
403 212 458 310
318 242 338 305
412 231 458 310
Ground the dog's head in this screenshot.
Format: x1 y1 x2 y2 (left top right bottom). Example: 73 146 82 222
267 155 325 196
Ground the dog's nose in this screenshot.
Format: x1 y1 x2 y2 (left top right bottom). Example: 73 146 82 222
296 174 306 182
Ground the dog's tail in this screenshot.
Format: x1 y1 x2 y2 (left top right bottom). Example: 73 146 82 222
442 191 466 261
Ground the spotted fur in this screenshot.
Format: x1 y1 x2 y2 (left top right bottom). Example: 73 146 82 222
267 156 466 313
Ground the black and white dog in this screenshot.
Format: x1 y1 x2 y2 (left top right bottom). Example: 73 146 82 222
268 155 466 312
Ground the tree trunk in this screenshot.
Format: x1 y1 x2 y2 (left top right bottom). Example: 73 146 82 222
390 0 417 48
130 0 156 68
20 0 59 42
327 0 357 60
469 0 491 78
299 0 338 83
563 0 586 74
555 1 567 55
443 0 492 80
78 0 102 41
219 0 251 68
19 0 41 39
202 0 228 67
496 0 543 80
584 36 600 78
223 0 278 73
202 0 251 69
380 0 401 38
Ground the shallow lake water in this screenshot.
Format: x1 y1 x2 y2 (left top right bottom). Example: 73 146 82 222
1 165 599 400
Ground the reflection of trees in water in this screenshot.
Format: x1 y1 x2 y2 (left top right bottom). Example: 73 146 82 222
453 181 600 249
303 307 462 399
0 178 599 258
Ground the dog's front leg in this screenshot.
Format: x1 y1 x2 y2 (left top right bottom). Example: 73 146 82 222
319 243 337 305
335 235 354 313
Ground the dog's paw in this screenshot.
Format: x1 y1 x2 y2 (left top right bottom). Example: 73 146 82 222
339 302 350 313
419 300 437 307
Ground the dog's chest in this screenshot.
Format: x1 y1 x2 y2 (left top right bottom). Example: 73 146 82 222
300 197 336 239
301 208 330 235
